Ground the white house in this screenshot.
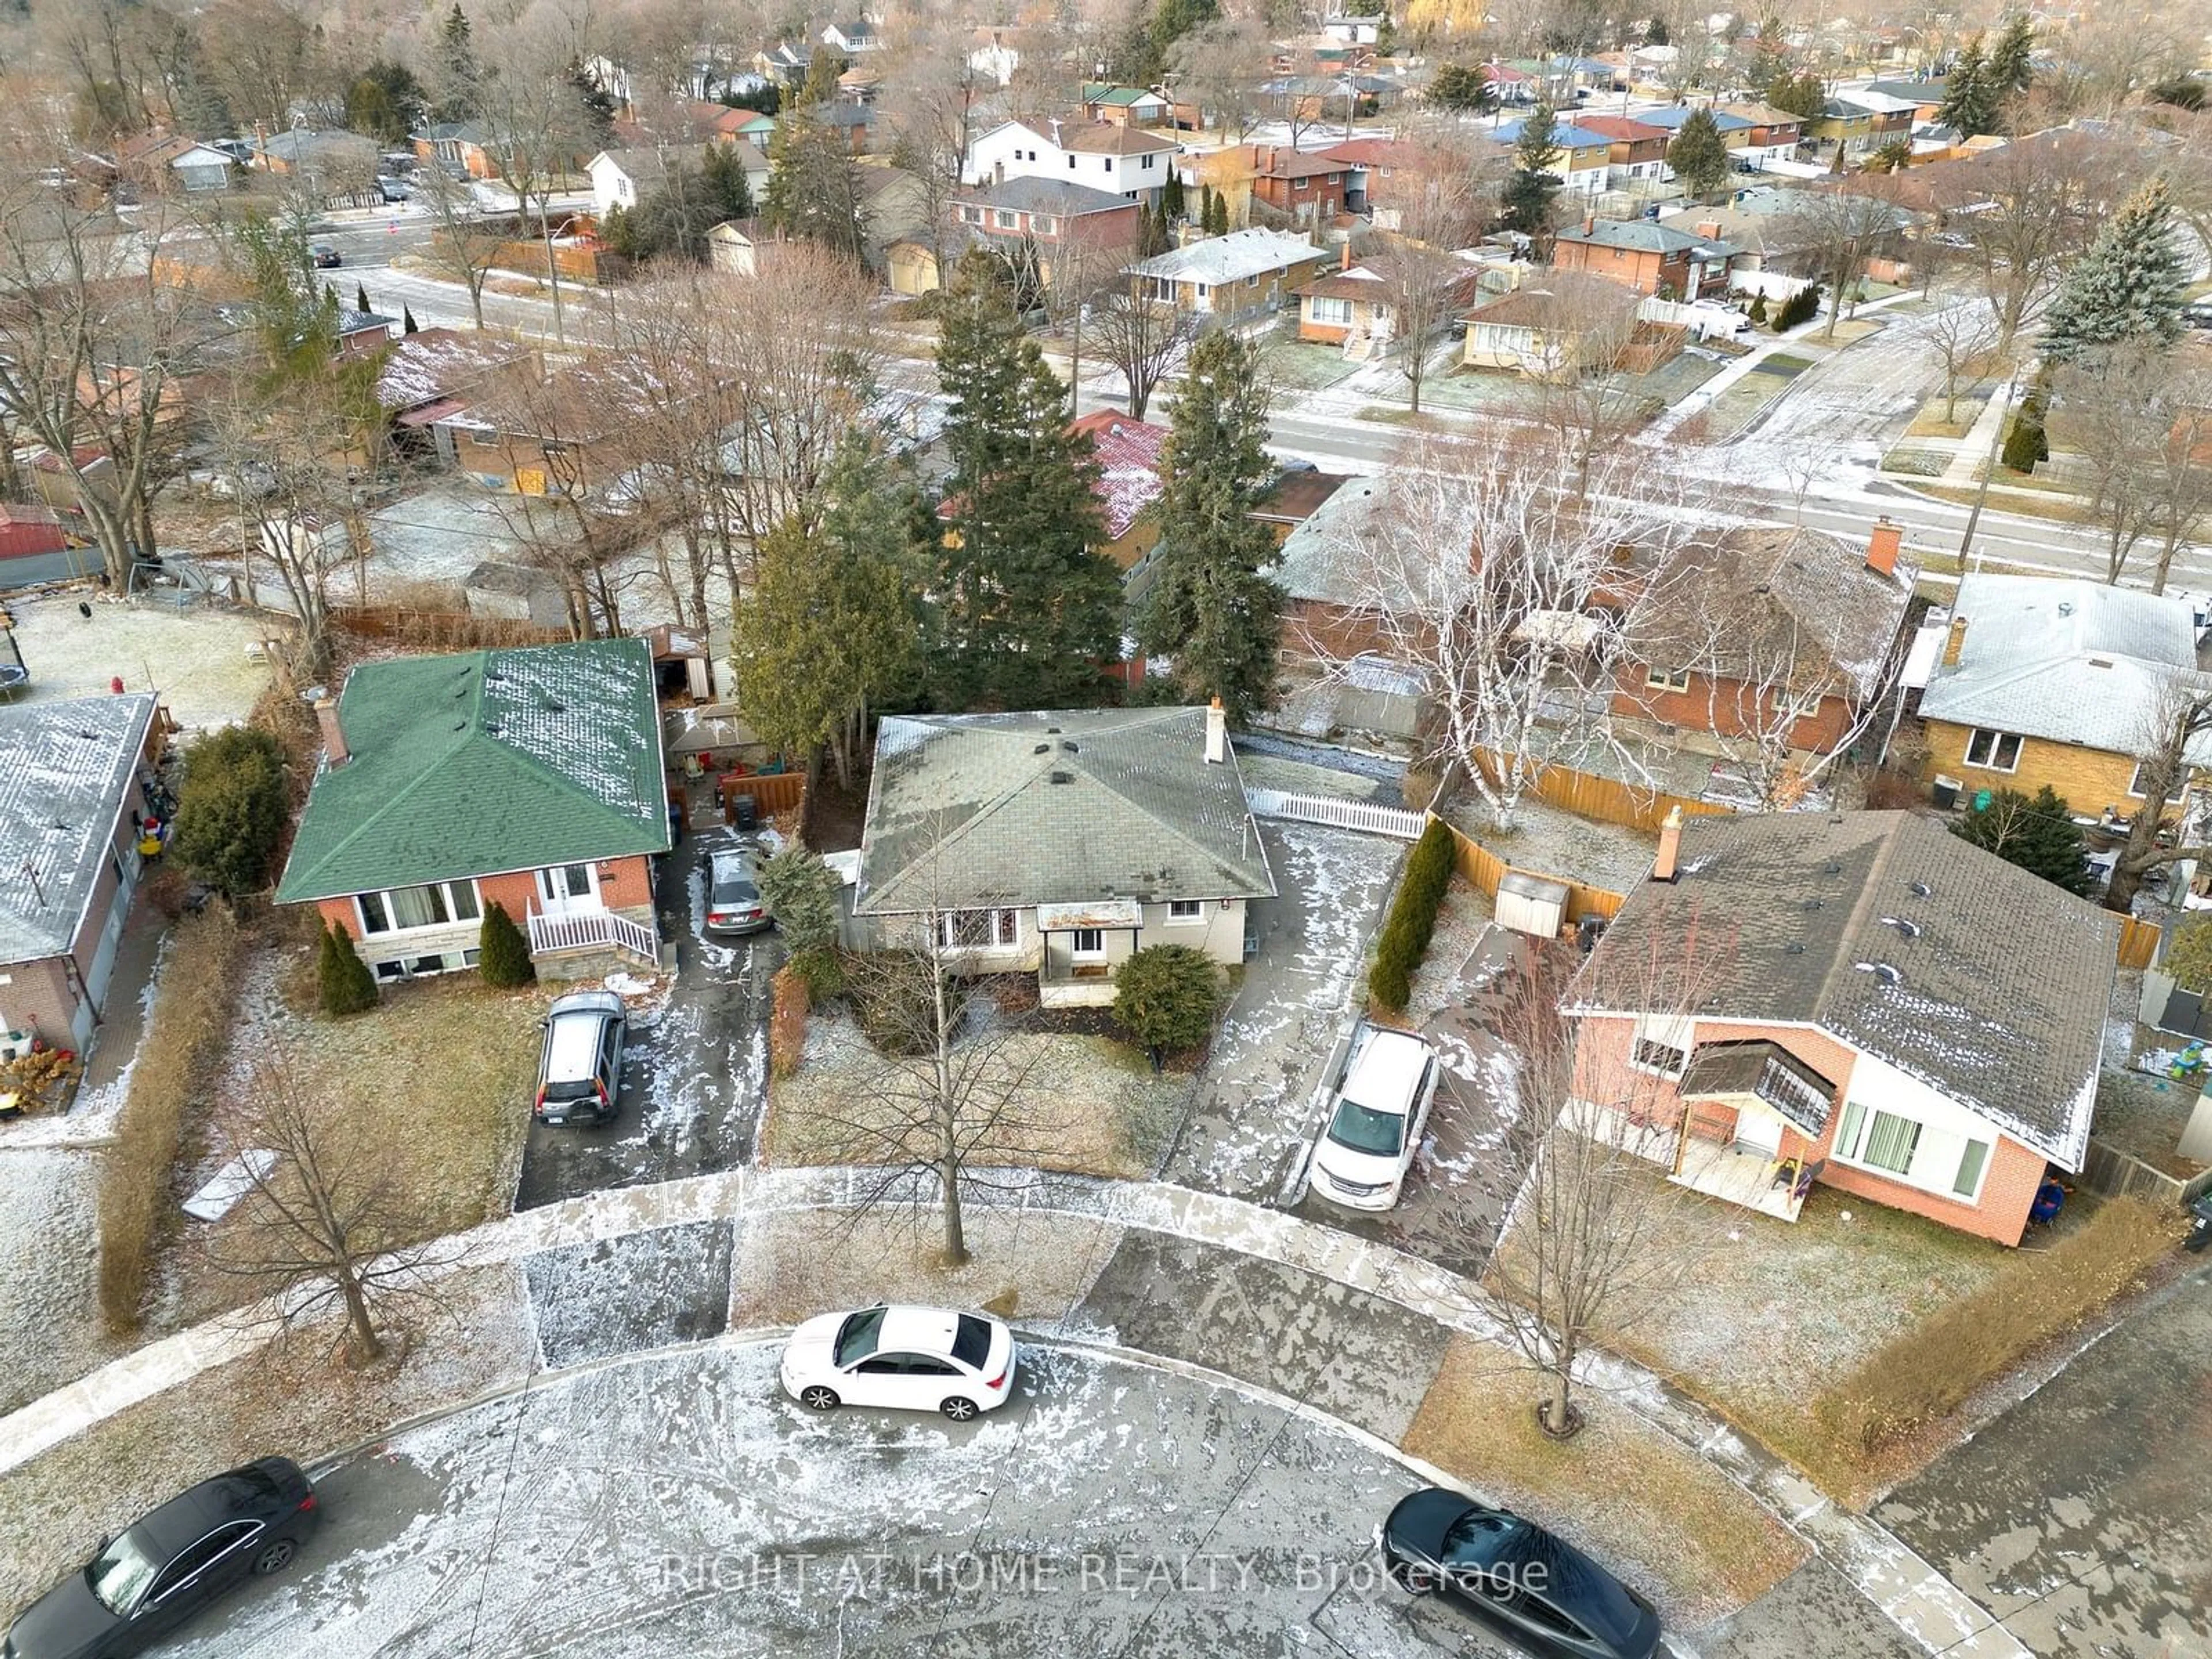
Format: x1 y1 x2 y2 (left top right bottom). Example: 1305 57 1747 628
586 147 674 217
820 19 881 54
850 704 1276 1009
964 118 1180 205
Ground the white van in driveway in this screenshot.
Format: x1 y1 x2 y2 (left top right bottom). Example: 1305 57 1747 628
1306 1022 1438 1211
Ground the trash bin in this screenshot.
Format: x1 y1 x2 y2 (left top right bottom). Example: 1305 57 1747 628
1931 774 1961 810
732 793 758 833
2187 1192 2212 1253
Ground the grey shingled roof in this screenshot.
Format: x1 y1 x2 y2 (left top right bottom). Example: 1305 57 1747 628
1570 810 2118 1168
854 707 1277 915
1125 228 1322 286
1555 218 1736 258
1620 524 1918 700
1917 574 2212 759
0 694 156 968
1275 474 1390 608
956 176 1134 217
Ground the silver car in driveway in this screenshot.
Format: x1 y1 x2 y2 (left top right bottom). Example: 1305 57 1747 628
705 843 771 935
533 991 626 1126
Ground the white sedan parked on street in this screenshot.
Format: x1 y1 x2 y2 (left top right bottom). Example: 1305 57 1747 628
1307 1022 1440 1211
779 1304 1017 1422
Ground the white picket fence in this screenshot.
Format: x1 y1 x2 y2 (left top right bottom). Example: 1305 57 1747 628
1245 787 1426 840
527 907 660 965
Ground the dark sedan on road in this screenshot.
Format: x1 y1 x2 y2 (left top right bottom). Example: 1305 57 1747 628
3 1458 319 1658
1380 1487 1662 1659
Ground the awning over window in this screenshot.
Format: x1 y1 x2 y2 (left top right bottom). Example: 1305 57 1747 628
1678 1039 1836 1136
1035 898 1143 931
396 396 470 427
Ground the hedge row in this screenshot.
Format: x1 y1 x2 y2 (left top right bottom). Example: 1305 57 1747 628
768 963 810 1081
1369 818 1457 1012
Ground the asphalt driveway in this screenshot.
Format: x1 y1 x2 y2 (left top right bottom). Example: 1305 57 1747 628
514 825 776 1210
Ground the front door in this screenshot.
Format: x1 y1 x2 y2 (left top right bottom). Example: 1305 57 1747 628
536 863 600 915
1735 1104 1785 1160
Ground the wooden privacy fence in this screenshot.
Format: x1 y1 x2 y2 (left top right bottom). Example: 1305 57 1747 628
2077 1137 2212 1209
2116 915 2162 972
715 770 805 817
1435 813 1628 927
1500 755 1734 836
1245 788 1426 840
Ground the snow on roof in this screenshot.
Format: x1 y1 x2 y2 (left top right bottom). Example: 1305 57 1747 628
1343 1025 1431 1113
1125 228 1322 286
376 329 533 411
0 694 156 969
1068 412 1167 541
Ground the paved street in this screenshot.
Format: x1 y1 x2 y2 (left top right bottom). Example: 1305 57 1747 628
1873 1262 2212 1657
162 1340 1524 1659
514 825 774 1211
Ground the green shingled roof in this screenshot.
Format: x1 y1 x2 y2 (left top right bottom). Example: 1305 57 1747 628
275 639 668 904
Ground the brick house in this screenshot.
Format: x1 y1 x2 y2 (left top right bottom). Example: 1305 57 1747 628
1916 575 2212 819
1551 215 1738 298
1714 101 1806 166
946 177 1145 281
850 704 1275 1009
275 641 669 983
1567 808 2119 1245
0 694 164 1051
1068 411 1168 574
1292 252 1480 353
1248 146 1358 225
1611 518 1919 764
1125 228 1330 317
1569 114 1672 185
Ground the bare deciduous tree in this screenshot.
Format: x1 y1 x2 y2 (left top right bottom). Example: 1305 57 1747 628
1922 292 1999 427
411 166 509 331
2052 343 2212 588
1781 183 1908 342
2107 672 2212 912
1319 430 1706 832
204 1050 457 1369
1088 282 1195 421
1952 129 2122 351
1169 18 1271 143
804 910 1051 1267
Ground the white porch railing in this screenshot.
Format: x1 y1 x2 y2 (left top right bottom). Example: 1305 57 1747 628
1245 787 1426 840
527 907 660 965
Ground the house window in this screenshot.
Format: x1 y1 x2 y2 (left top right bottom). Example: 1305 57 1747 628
1067 154 1077 168
1771 687 1824 718
1166 899 1205 924
1143 154 1156 169
357 880 482 935
1309 296 1352 324
959 204 982 224
937 908 1018 949
1103 157 1114 173
1835 1100 1923 1176
1633 1036 1688 1076
1630 1015 1690 1078
995 210 1018 229
1072 927 1105 957
1645 666 1691 692
2127 761 2184 804
1963 728 2022 772
1195 282 1209 298
1953 1138 1990 1199
1032 215 1055 235
468 427 498 449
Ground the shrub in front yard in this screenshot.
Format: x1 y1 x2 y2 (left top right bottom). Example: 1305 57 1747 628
1814 1196 2175 1455
769 964 809 1080
758 843 841 957
317 921 378 1016
1112 945 1223 1063
790 945 846 1001
1370 817 1456 1012
478 901 535 987
168 726 289 899
1774 283 1821 331
97 905 245 1333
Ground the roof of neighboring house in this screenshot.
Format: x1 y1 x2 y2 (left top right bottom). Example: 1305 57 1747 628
1126 227 1323 285
590 146 676 191
1619 523 1921 699
1069 411 1168 542
1570 809 2119 1168
1493 120 1614 151
0 694 157 970
414 122 490 144
1275 472 1388 607
1917 574 2212 757
1082 83 1168 107
1294 265 1388 302
1059 122 1180 156
1569 114 1672 143
853 707 1277 915
1316 138 1415 168
0 502 66 530
374 329 535 411
1633 105 1752 134
1460 281 1637 329
274 640 669 904
1253 468 1351 524
814 100 876 129
1716 100 1807 128
336 308 394 338
1555 218 1737 257
1254 147 1355 179
257 128 376 164
1831 88 1922 116
955 176 1134 217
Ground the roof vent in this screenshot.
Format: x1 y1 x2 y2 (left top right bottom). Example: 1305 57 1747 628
1060 740 1078 753
1802 897 1822 911
2058 600 2074 616
1883 916 1922 939
2088 656 2113 668
1033 743 1051 755
1909 880 1932 898
1823 860 1842 875
1044 726 1062 734
1786 942 1806 955
1858 961 1903 985
1049 770 1074 784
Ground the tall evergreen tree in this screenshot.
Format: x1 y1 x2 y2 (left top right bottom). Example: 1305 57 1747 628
1763 67 1826 121
1161 169 1185 222
1667 107 1730 199
1938 36 1998 139
1425 63 1495 113
1987 13 2036 96
1500 100 1561 237
437 3 480 121
763 112 869 262
1137 331 1285 721
2040 177 2187 365
932 256 1120 709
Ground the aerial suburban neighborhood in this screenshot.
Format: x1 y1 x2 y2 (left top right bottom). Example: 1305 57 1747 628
2 0 2210 1655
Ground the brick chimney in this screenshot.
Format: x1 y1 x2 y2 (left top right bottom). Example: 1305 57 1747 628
1696 220 1722 240
315 696 349 767
1865 516 1903 577
1941 613 1969 668
1341 240 1353 270
1652 805 1683 882
1583 212 1596 235
1205 696 1228 764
